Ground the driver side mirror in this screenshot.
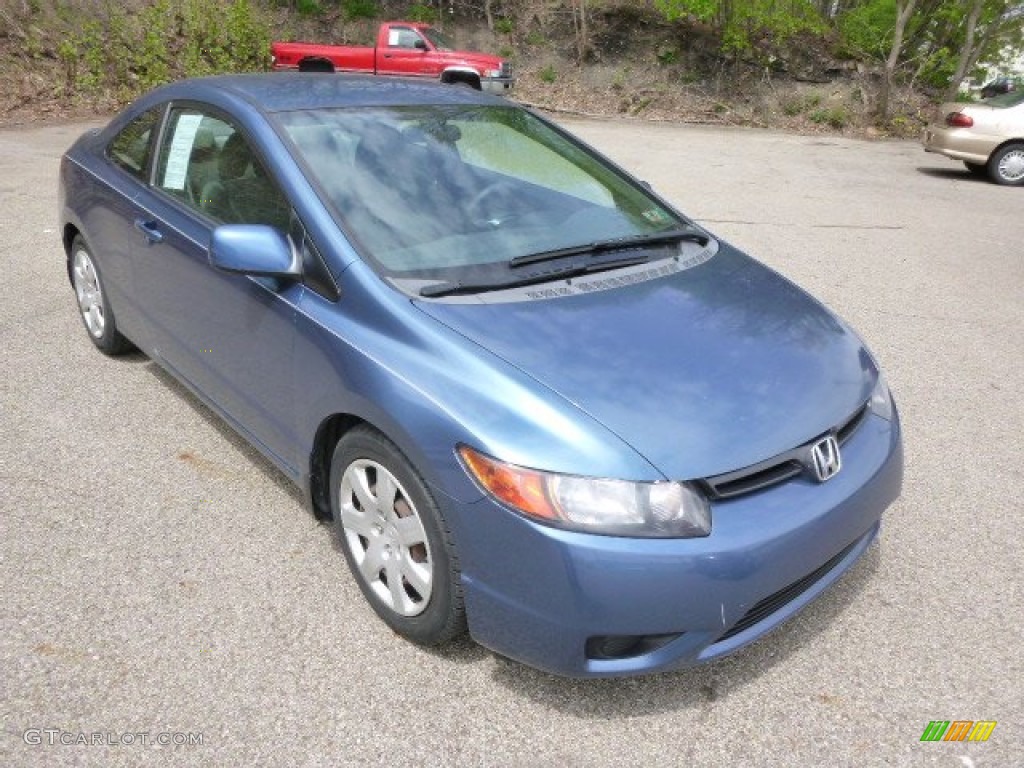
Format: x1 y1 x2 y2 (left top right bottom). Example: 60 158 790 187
414 38 428 51
209 225 301 279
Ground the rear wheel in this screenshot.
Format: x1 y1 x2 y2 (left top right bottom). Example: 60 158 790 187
330 427 466 646
70 236 133 355
986 143 1024 186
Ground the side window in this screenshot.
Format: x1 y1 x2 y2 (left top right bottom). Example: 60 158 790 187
387 27 422 49
155 107 290 231
107 107 162 180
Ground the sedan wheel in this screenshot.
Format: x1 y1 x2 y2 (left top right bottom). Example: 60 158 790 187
70 236 133 355
987 143 1024 186
330 427 465 645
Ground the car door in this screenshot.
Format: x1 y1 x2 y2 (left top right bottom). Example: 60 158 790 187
377 26 432 77
129 104 303 474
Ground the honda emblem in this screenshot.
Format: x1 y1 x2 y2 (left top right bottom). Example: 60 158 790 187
810 435 841 483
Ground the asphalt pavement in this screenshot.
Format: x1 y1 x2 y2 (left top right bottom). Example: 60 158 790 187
1 115 1021 767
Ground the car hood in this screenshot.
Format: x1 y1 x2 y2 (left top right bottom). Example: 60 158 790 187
413 246 876 480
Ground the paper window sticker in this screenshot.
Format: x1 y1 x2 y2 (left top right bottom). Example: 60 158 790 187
162 113 204 191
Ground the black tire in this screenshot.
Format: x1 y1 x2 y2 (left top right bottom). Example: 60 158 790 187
69 235 133 355
986 143 1024 186
330 426 466 646
964 161 987 177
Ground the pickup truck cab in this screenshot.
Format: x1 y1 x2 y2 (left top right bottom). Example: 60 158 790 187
271 22 514 94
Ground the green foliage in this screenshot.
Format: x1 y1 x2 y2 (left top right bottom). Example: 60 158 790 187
837 0 895 59
407 3 438 23
179 0 269 76
781 92 822 116
295 0 321 15
654 0 827 55
916 48 958 91
652 0 717 23
809 105 849 129
656 45 679 66
495 17 515 35
342 0 377 20
135 0 173 92
539 65 557 83
525 30 546 46
58 0 270 102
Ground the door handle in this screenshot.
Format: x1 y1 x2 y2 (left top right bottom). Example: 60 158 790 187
134 218 164 245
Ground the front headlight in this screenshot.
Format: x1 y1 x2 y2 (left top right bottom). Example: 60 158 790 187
485 68 502 78
869 370 894 421
459 446 711 538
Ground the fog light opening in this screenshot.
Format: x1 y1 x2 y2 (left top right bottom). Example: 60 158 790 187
585 633 682 661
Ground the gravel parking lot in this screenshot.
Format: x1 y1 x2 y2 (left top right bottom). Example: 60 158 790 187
1 115 1021 767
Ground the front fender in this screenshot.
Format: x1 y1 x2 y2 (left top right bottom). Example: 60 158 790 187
291 262 662 504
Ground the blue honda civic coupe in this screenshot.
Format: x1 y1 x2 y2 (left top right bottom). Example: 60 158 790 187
59 74 903 677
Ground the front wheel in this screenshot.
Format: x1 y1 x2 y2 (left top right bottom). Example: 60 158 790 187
330 427 466 646
986 143 1024 186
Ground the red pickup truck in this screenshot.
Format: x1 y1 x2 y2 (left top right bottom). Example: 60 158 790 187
271 22 514 94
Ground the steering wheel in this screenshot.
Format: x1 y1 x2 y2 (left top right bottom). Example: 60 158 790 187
465 180 524 228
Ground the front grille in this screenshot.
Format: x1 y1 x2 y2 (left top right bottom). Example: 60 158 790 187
500 62 512 77
715 539 858 643
837 403 868 445
705 460 802 499
702 401 869 501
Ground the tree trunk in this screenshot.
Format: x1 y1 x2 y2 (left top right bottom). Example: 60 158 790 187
571 0 588 66
878 0 918 120
943 0 985 102
484 0 494 33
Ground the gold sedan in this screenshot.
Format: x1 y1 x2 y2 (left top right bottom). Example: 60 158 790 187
923 91 1024 186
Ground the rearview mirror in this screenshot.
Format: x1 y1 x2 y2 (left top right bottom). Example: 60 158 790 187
209 225 300 278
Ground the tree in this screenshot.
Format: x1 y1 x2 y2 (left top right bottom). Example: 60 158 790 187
570 0 589 65
942 1 1023 101
877 0 917 118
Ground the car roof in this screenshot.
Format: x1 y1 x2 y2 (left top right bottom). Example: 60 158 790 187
148 73 503 114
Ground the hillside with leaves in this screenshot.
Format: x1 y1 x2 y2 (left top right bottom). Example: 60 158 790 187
1 0 1021 132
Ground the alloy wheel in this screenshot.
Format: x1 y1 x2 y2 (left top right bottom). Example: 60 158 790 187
72 247 105 338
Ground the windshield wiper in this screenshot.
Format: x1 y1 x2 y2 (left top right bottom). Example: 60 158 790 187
419 253 653 298
508 228 709 269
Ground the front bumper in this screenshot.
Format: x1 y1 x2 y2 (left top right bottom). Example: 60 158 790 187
922 124 998 165
481 76 515 95
444 410 903 677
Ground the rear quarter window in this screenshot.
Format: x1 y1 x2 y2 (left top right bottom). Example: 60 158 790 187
107 107 162 180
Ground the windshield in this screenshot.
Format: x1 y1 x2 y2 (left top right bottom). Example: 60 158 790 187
277 105 687 284
421 27 455 51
